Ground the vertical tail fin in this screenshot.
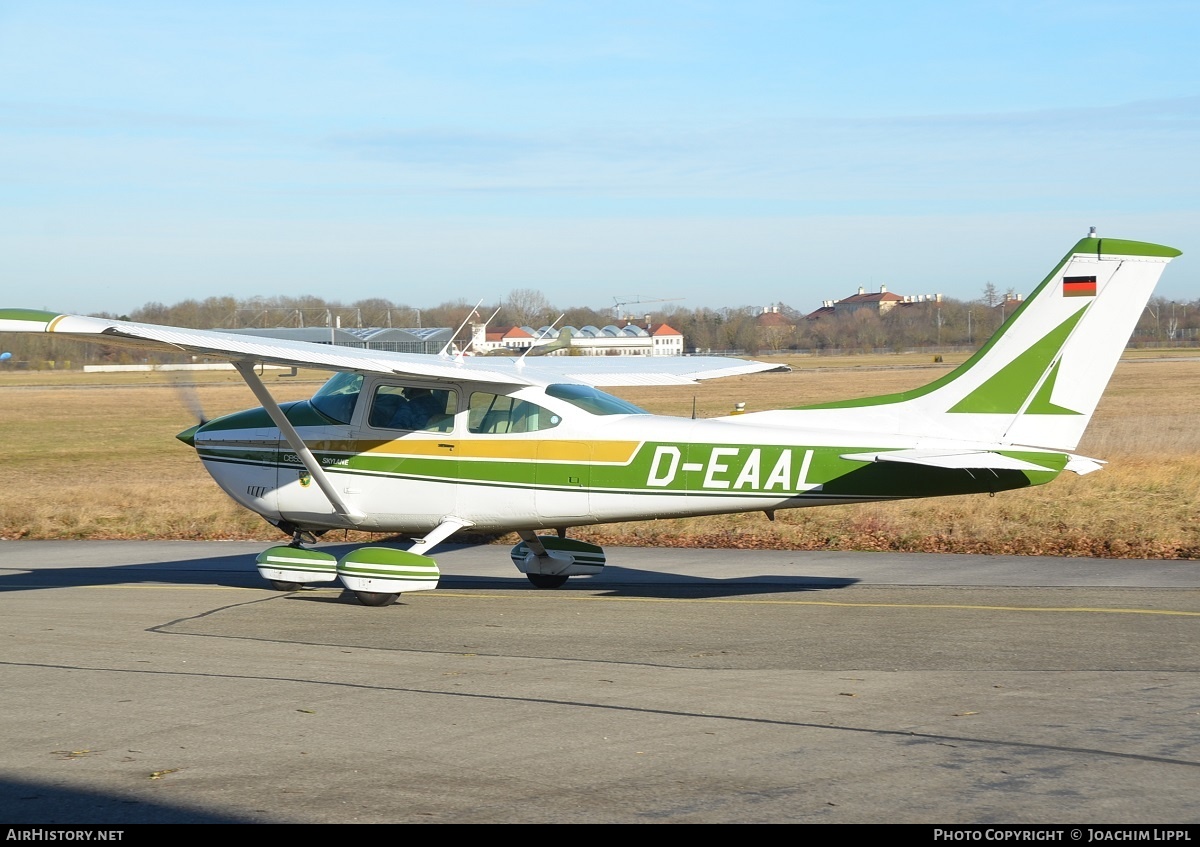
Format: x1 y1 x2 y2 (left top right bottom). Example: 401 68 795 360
800 231 1181 451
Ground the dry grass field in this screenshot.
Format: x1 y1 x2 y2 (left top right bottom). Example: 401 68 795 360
3 352 1199 558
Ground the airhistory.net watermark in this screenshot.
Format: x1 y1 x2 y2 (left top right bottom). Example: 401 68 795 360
5 831 123 841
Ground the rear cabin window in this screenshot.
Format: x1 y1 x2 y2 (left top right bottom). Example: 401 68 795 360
545 383 648 415
468 392 560 434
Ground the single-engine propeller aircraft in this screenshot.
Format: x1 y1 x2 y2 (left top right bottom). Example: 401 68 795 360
0 230 1182 606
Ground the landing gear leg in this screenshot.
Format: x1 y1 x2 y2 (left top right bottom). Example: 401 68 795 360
289 525 318 546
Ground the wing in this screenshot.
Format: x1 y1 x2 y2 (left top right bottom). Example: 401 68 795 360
0 309 785 388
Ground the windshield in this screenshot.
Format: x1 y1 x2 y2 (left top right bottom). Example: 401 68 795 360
310 372 363 423
545 383 647 415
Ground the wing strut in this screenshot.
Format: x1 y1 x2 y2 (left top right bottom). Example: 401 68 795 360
407 516 475 556
232 360 366 525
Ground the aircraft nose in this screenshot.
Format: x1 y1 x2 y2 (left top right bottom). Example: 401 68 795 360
176 423 201 447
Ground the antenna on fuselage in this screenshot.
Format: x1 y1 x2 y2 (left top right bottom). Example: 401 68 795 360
691 396 697 419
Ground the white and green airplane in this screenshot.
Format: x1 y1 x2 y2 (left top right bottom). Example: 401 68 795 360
0 230 1182 606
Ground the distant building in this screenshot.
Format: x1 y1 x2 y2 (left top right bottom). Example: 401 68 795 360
473 325 540 352
218 318 687 358
754 305 797 329
470 317 684 357
805 285 943 320
217 325 455 354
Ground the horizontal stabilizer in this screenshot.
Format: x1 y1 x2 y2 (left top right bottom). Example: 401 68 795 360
839 448 1055 472
1064 456 1106 475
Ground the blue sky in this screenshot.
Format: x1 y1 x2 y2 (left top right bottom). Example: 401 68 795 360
2 1 1198 317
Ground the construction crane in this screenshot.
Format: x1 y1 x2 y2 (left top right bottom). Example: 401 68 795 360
611 295 684 321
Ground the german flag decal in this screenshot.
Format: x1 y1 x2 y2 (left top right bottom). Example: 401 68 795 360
1063 275 1097 297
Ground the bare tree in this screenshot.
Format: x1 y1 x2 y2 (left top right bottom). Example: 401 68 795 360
505 288 554 327
982 282 999 307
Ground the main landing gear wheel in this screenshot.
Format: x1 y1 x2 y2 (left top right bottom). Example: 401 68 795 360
526 573 569 589
270 580 304 592
354 591 399 607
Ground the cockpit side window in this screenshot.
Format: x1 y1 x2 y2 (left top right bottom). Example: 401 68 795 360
468 392 561 434
368 384 457 432
310 372 363 424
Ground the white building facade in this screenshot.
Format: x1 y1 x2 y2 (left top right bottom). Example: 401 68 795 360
470 321 684 356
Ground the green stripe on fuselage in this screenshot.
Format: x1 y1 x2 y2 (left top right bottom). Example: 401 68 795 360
196 439 1065 500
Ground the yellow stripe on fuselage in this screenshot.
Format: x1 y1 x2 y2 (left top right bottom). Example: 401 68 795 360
309 438 642 464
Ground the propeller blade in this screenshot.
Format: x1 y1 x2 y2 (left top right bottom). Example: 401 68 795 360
171 374 210 425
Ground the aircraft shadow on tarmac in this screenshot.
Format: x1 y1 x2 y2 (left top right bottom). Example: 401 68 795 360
0 775 262 824
2 543 860 599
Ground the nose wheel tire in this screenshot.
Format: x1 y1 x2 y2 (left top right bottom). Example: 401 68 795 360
270 580 304 591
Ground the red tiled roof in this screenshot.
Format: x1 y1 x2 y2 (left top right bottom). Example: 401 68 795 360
485 326 536 342
839 291 904 304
